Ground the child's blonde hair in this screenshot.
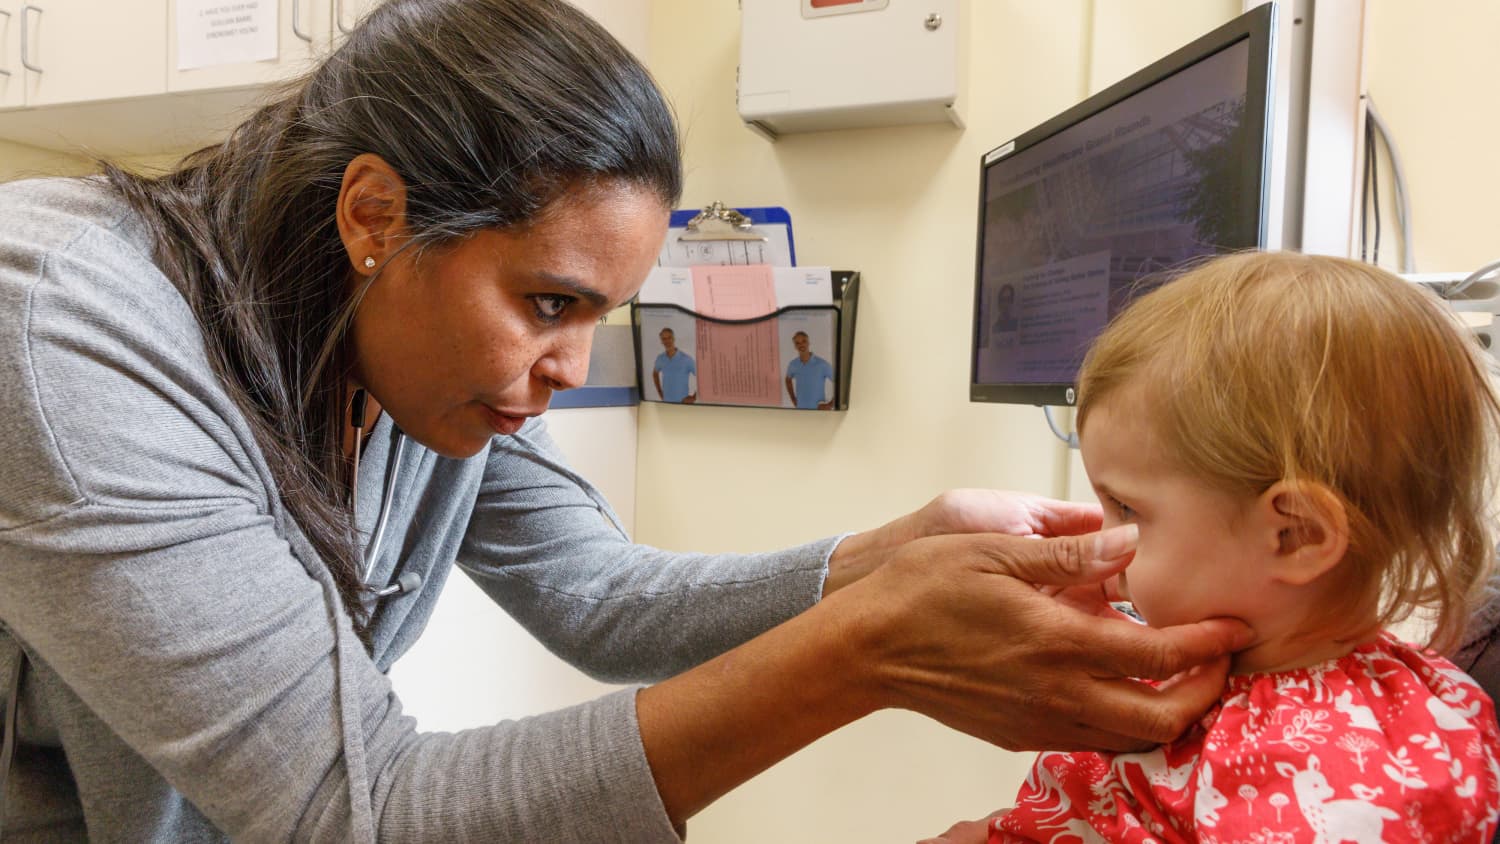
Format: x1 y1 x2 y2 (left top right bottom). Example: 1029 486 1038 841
1076 251 1500 653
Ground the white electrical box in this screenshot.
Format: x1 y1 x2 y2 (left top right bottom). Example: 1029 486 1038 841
738 0 963 139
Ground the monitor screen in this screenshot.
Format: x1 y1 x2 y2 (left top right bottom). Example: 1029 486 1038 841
970 5 1276 406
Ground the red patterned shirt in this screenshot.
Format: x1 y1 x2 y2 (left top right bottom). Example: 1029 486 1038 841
993 633 1500 843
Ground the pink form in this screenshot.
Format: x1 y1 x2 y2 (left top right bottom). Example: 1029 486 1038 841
690 265 783 406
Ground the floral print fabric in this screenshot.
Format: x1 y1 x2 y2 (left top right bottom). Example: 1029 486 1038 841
993 634 1500 843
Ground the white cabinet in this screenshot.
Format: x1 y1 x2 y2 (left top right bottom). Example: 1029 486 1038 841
0 0 652 159
0 3 23 110
0 1 167 107
168 0 331 93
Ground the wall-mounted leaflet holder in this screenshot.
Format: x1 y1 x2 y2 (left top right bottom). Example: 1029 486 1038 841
554 202 797 409
633 267 860 411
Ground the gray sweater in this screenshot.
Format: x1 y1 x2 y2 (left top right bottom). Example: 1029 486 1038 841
0 178 837 841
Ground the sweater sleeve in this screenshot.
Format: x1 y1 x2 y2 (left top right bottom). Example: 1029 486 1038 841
455 421 838 684
0 188 683 842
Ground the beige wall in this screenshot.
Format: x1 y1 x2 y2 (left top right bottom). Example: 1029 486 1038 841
1364 1 1500 274
0 138 89 181
640 2 1237 841
0 137 188 183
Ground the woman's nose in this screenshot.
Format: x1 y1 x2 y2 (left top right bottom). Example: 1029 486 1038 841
534 330 593 391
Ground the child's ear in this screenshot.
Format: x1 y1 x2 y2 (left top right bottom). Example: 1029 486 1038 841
1255 481 1349 585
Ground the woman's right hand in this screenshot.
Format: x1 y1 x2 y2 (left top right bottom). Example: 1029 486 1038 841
832 526 1252 752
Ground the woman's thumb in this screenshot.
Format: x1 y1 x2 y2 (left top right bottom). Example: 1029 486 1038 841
995 523 1138 586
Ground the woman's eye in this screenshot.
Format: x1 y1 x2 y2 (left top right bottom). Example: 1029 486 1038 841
532 294 573 322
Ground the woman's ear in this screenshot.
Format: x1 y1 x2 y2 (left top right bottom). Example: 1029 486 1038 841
1256 480 1349 586
335 153 410 275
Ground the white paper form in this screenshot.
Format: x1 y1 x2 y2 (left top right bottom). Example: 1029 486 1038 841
640 266 834 309
773 267 835 307
177 0 277 71
637 267 696 311
656 224 795 268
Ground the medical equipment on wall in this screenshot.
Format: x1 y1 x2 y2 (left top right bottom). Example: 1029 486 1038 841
737 0 962 138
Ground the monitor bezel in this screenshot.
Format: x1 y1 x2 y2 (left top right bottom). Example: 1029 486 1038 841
969 4 1277 407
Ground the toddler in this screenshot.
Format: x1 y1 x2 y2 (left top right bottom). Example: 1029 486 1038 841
995 252 1500 842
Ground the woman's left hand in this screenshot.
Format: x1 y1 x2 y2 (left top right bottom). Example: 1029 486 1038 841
823 490 1103 597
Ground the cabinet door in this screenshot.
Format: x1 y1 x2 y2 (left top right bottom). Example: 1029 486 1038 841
167 0 331 93
15 0 168 107
0 3 22 109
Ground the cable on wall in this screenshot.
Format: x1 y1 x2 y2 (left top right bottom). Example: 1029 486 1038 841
1363 95 1417 273
1043 406 1080 449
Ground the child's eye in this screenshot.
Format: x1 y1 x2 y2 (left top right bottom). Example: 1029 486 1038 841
531 294 574 323
1107 495 1136 521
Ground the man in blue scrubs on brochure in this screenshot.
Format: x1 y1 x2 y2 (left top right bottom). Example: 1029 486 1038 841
653 327 697 403
785 331 834 410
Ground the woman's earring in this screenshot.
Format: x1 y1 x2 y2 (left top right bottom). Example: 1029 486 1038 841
363 256 377 270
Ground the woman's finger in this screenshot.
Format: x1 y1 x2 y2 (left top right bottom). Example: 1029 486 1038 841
1021 496 1104 538
974 524 1138 586
1077 615 1252 681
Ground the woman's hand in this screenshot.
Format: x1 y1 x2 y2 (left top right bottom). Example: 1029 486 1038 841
823 490 1103 597
832 525 1251 752
636 522 1248 827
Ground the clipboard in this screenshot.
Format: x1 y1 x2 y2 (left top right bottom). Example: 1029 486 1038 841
657 203 796 267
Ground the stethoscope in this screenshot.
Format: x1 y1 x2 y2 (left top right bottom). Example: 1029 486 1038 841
350 390 421 601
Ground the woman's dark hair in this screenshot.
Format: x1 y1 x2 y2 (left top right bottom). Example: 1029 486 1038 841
103 0 682 645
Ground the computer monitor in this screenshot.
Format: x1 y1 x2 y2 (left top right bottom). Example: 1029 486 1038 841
970 5 1277 406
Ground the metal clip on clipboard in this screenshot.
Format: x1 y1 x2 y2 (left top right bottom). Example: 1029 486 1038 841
678 201 768 243
658 203 796 268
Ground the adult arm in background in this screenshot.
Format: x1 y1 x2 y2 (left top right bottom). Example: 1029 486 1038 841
1452 570 1500 844
1454 570 1500 706
653 366 664 399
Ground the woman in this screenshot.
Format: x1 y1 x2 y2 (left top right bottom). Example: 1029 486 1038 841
0 0 1249 839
